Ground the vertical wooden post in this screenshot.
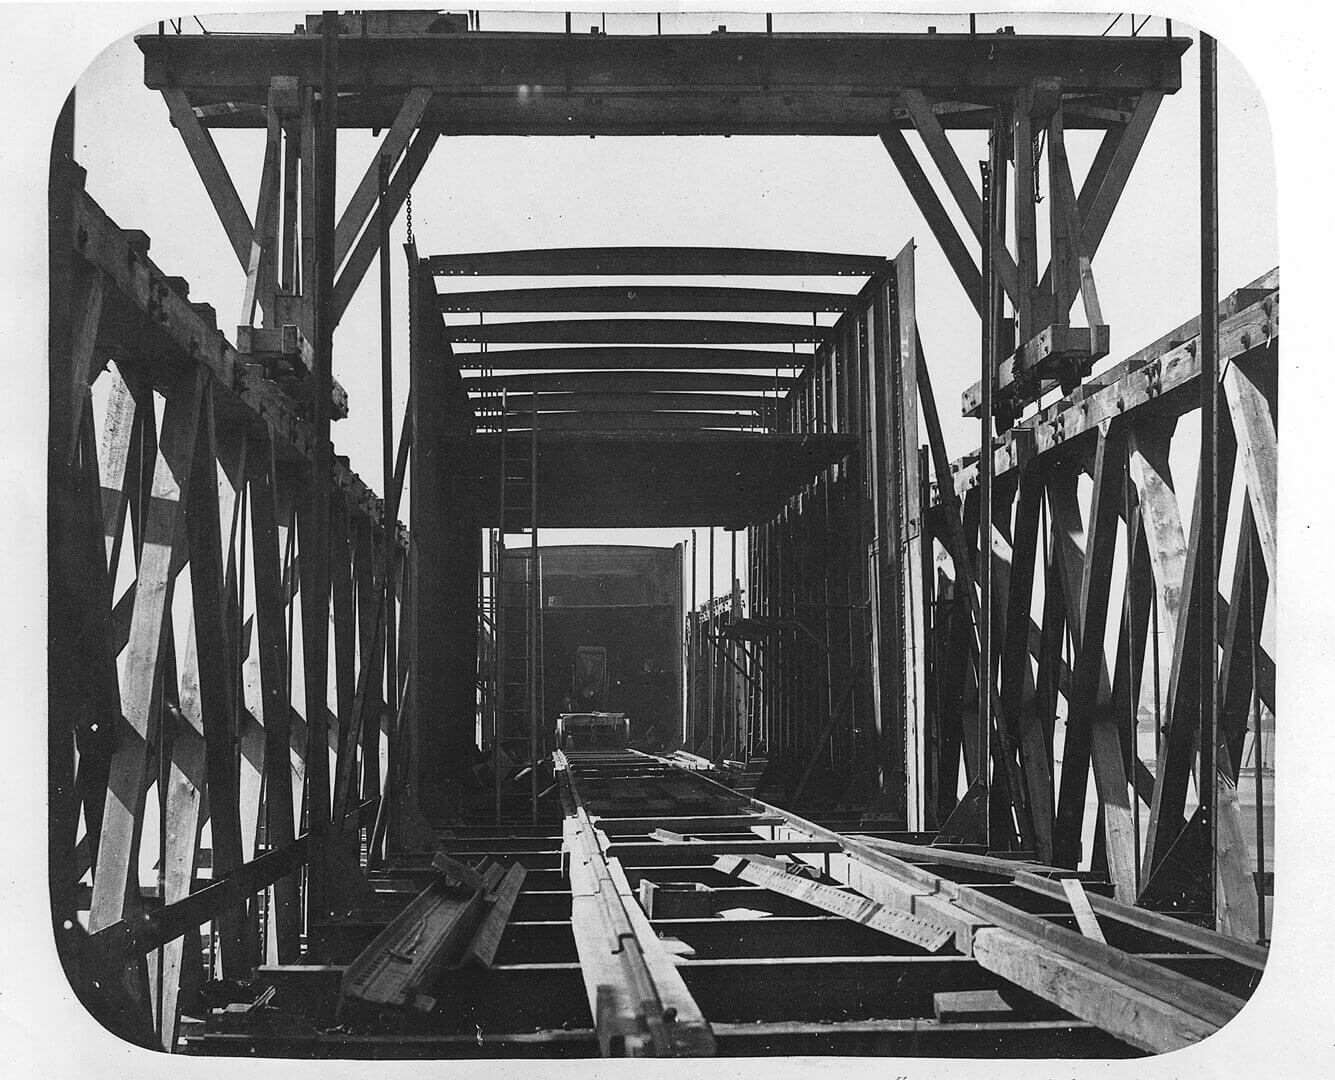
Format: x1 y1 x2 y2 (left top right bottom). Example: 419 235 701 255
379 153 398 791
894 245 925 830
1012 95 1037 341
248 431 301 961
300 11 340 914
1198 30 1220 924
978 157 995 849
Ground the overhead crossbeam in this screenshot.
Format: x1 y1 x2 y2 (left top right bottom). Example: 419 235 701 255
476 392 778 415
428 247 886 278
463 371 796 394
495 412 769 433
445 318 830 346
437 285 856 313
140 30 1188 134
454 347 810 370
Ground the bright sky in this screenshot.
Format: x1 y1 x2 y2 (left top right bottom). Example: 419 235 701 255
70 6 1277 602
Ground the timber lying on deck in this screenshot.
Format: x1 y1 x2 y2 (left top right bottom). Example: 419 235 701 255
182 750 1262 1058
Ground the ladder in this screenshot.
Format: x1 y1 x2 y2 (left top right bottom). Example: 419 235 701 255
494 390 544 824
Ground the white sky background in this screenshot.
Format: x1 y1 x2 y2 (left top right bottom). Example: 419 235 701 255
6 6 1331 1078
69 6 1277 604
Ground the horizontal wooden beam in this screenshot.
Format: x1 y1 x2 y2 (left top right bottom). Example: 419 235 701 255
428 247 885 277
970 927 1216 1053
438 284 856 313
71 183 401 543
960 324 1110 418
90 800 377 961
445 318 830 345
940 290 1277 497
456 346 810 371
464 371 796 394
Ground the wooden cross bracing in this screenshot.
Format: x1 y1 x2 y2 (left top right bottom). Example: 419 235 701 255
881 87 1165 421
49 152 410 1047
918 272 1276 935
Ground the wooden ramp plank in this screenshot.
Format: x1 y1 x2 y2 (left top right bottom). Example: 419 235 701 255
715 854 954 953
971 926 1217 1054
1061 878 1108 944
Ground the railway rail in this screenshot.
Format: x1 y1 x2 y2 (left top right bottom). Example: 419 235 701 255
179 750 1261 1058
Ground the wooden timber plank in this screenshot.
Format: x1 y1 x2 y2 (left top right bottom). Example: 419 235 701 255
353 516 383 806
899 89 1019 303
247 431 301 960
1049 107 1105 329
851 835 1048 876
893 243 927 830
598 815 783 835
1222 352 1277 582
333 87 433 269
943 293 1277 497
1215 776 1260 942
685 765 1249 1039
695 755 1267 995
986 494 1039 850
714 854 954 952
1047 444 1137 897
1142 425 1238 880
179 392 247 986
879 126 981 312
90 800 377 962
960 324 1110 419
1009 867 1267 970
607 838 841 861
72 188 388 532
60 261 105 465
98 364 139 574
158 627 210 1051
1128 424 1189 644
1218 497 1269 777
914 336 1021 827
90 367 204 932
161 88 254 268
951 881 1247 1031
332 123 441 326
240 94 282 327
1012 93 1038 338
997 470 1054 862
68 402 123 877
970 926 1214 1053
933 989 1015 1022
1061 878 1108 943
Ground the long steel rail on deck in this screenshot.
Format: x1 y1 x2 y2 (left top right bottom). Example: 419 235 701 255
181 748 1263 1059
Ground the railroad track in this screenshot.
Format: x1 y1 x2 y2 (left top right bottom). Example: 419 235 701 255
181 750 1263 1058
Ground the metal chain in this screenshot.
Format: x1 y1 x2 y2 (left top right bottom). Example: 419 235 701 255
405 189 414 245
